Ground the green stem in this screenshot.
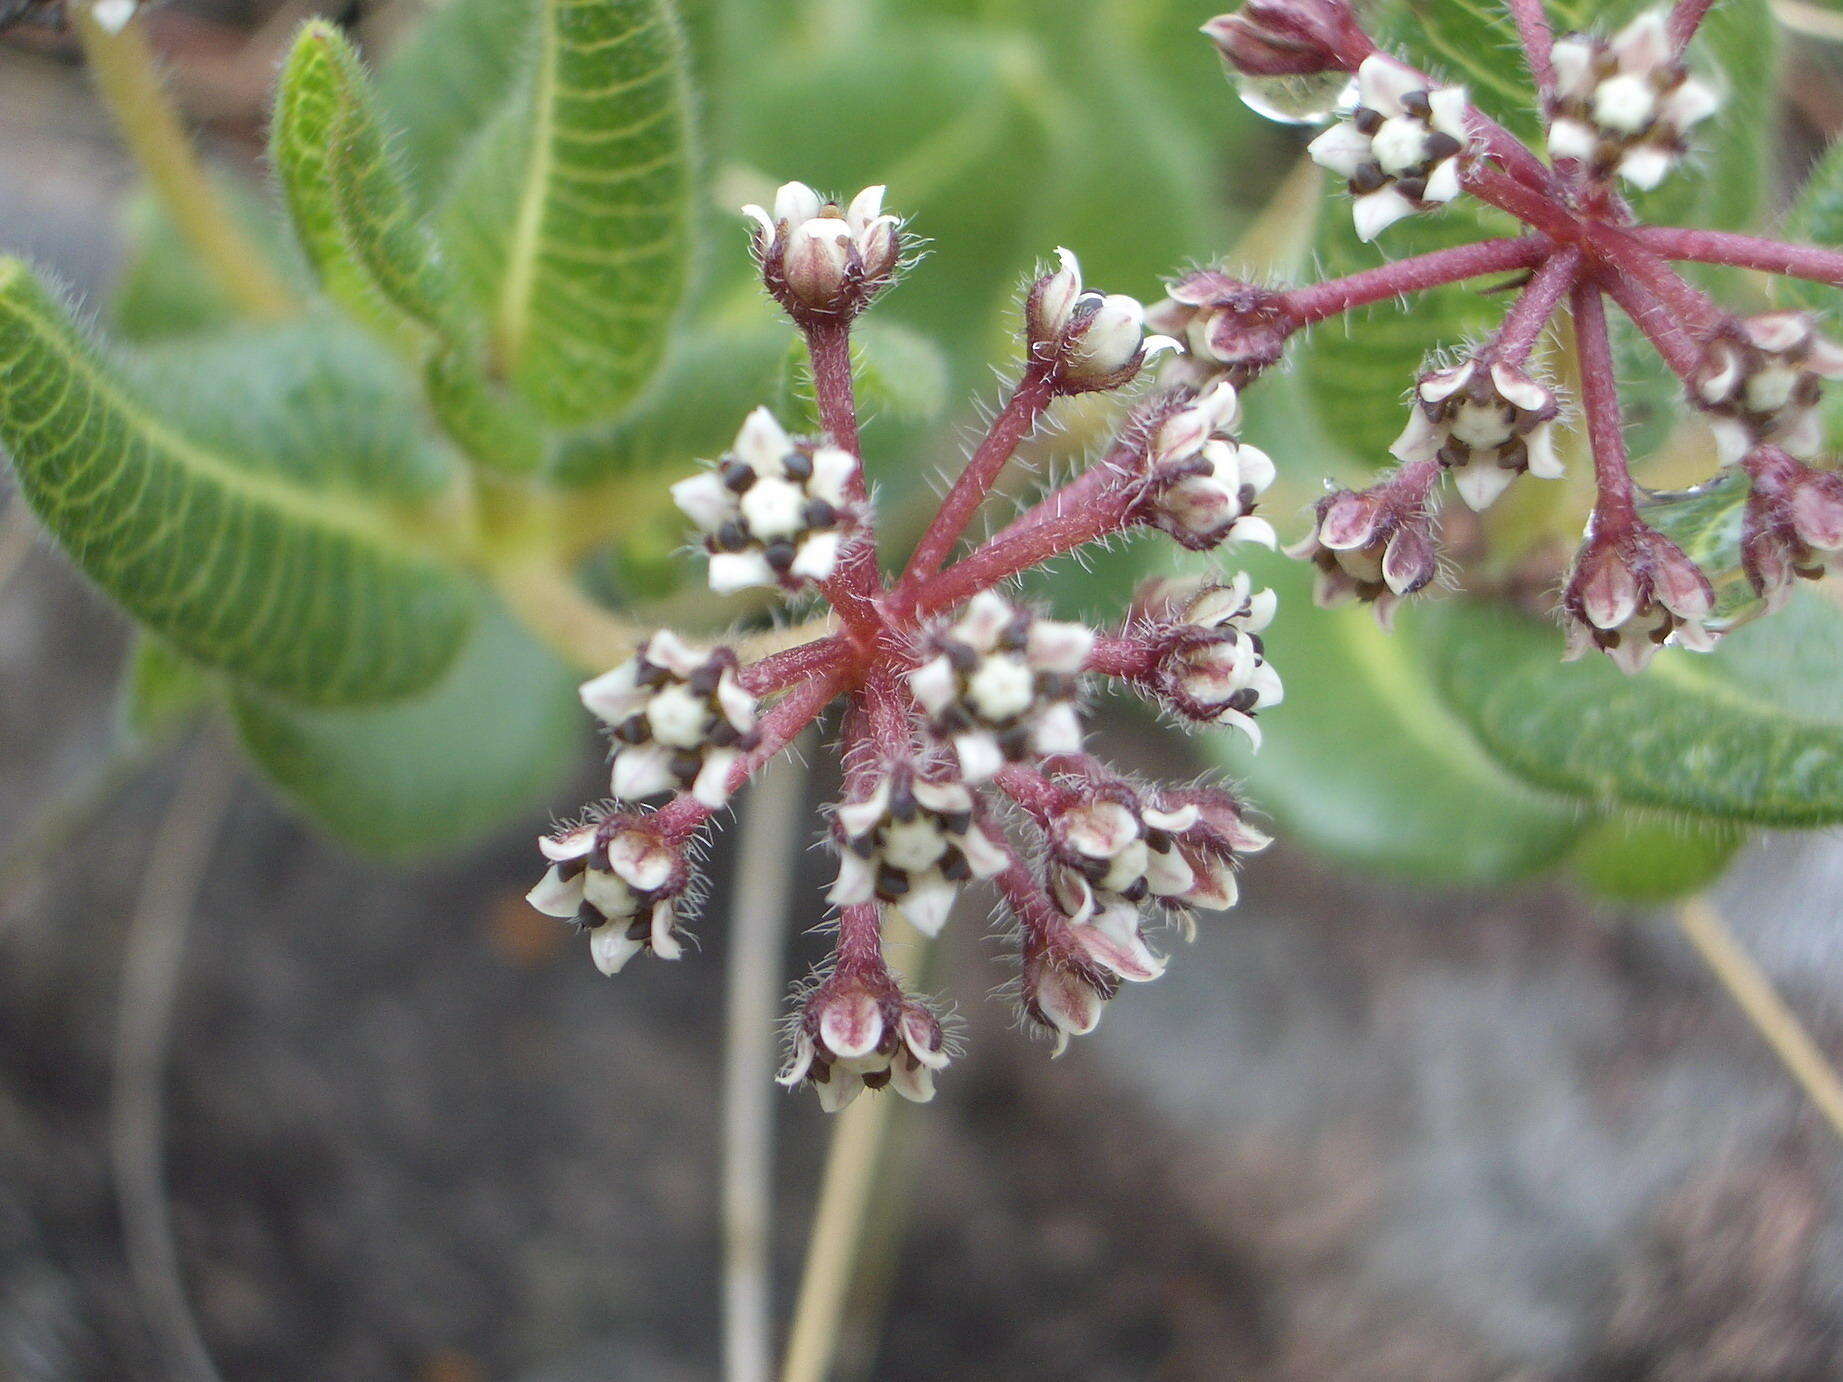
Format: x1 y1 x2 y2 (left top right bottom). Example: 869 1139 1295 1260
75 9 297 323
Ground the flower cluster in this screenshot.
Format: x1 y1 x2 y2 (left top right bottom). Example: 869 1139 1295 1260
1192 0 1843 670
533 186 1281 1108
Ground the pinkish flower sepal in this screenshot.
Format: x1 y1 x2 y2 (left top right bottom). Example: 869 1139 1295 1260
1562 520 1718 673
1129 573 1283 748
1026 249 1181 394
1740 448 1843 611
778 956 952 1110
743 181 904 321
1201 0 1362 78
1287 469 1442 627
1147 271 1294 388
527 813 693 975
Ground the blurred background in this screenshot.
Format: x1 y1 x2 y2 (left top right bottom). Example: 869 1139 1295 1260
6 0 1843 1377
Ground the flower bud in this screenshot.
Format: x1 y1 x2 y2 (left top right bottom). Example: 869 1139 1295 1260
1547 10 1719 190
1286 476 1441 627
1201 2 1352 79
1147 271 1294 388
1562 522 1717 673
1136 572 1283 748
1025 248 1181 393
527 814 693 975
908 592 1093 782
579 632 760 807
1740 450 1843 610
1391 359 1563 511
778 967 951 1110
742 181 904 319
672 407 862 593
1693 314 1843 466
1142 784 1273 914
829 764 1009 936
1308 55 1470 242
1137 385 1280 550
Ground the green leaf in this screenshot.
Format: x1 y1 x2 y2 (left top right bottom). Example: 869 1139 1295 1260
376 0 538 205
1569 815 1743 903
273 21 461 340
1426 591 1843 826
0 261 473 705
119 635 210 742
1209 551 1586 884
1783 128 1843 314
233 603 581 859
110 188 301 345
442 0 694 426
424 347 551 477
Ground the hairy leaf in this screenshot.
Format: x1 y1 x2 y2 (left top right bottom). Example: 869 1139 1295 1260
1209 552 1585 884
110 188 301 345
442 0 694 425
1427 592 1843 826
234 603 581 858
1783 129 1843 314
273 21 461 339
1569 815 1743 903
0 261 473 704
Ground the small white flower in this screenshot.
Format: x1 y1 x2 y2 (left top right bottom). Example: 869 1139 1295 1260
779 978 951 1111
672 408 860 593
1693 314 1843 465
1140 384 1279 550
1287 485 1440 628
1391 359 1563 511
1563 527 1717 673
908 593 1093 782
526 816 691 975
1308 55 1470 242
1141 573 1283 749
1025 248 1181 389
1547 10 1719 191
742 181 904 312
829 768 1009 936
579 633 759 807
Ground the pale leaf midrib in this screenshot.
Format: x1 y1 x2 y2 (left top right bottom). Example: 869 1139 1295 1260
493 0 559 371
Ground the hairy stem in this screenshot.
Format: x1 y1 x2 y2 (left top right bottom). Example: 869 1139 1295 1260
721 749 808 1382
1490 247 1581 366
1506 0 1556 96
1637 227 1843 289
1676 897 1843 1146
1600 271 1704 383
1667 0 1721 50
1571 282 1639 522
75 9 296 322
1280 236 1552 325
1463 163 1580 241
111 734 237 1382
803 319 886 635
898 363 1057 586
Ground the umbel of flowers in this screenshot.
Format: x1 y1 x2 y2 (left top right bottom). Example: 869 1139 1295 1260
1198 0 1843 671
533 185 1282 1109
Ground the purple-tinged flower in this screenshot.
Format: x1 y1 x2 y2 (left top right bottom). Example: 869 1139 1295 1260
1131 573 1283 747
829 764 1009 937
908 592 1093 782
1137 380 1280 549
1392 358 1563 511
1740 449 1843 610
1308 54 1470 242
1200 0 1356 78
1562 522 1718 673
778 966 950 1111
1142 783 1273 914
1287 475 1441 625
527 814 692 975
1026 248 1181 393
672 408 861 593
1693 314 1843 465
1147 271 1294 388
579 633 759 807
743 182 903 318
1548 10 1719 190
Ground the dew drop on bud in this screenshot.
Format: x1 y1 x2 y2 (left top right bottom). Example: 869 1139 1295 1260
1233 71 1355 126
1635 472 1764 632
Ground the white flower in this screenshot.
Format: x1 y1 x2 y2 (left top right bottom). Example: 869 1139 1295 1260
1025 248 1182 389
89 0 139 32
526 816 690 975
829 768 1009 936
907 592 1093 782
778 980 950 1111
1391 359 1563 511
742 182 903 312
672 408 861 592
1694 314 1843 465
1563 527 1717 673
1548 10 1720 190
1308 55 1469 242
1287 485 1439 628
579 632 759 807
1140 382 1279 550
1143 573 1283 749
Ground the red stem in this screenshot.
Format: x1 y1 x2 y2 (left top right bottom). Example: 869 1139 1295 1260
1505 0 1555 97
1588 225 1722 335
737 634 852 695
1488 246 1581 366
1463 163 1583 242
1635 227 1843 290
802 319 885 638
911 485 1140 617
1570 282 1639 523
897 363 1057 588
1667 0 1719 51
993 764 1073 822
1598 270 1704 384
834 901 885 971
1279 235 1553 325
1084 634 1161 681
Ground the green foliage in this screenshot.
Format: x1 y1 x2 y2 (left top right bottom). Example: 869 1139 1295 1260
0 261 474 705
441 0 695 425
273 22 463 341
233 605 581 858
119 636 210 742
1210 552 1585 884
1569 816 1743 903
1783 129 1843 314
1428 594 1843 826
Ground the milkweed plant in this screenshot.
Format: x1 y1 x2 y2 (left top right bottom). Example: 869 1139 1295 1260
4 0 1843 1119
